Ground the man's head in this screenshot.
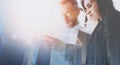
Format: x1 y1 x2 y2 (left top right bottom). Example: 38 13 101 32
81 0 114 21
60 0 80 28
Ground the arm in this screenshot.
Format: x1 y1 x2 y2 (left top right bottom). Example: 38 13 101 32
104 10 120 65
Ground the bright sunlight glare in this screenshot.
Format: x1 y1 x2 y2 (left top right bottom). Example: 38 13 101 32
1 0 120 43
3 0 63 41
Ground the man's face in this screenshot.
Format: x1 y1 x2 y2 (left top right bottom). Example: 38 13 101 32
84 0 101 21
61 2 80 28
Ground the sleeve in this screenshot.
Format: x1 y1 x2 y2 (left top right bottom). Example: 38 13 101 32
104 11 120 65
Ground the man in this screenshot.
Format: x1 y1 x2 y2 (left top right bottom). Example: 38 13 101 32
46 0 89 47
45 0 89 65
81 0 120 65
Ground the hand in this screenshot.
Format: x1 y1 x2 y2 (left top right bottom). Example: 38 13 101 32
44 36 65 47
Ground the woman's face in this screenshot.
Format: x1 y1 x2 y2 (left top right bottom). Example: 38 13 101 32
84 0 101 21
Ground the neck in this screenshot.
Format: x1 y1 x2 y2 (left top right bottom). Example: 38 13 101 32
68 19 79 28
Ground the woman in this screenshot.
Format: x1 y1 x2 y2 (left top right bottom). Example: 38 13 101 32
81 0 120 65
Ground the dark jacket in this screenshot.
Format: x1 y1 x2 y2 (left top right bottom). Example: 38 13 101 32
86 9 120 65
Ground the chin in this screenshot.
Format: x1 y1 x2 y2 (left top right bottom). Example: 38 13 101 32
67 25 75 29
66 26 71 28
89 17 97 21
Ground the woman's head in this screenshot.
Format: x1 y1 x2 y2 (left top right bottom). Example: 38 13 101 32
81 0 114 21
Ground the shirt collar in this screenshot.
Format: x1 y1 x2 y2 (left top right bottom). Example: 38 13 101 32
68 23 83 32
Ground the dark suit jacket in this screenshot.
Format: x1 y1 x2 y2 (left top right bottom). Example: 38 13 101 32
104 10 120 65
86 9 120 65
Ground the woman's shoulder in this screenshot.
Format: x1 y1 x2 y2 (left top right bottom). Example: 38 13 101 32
106 10 120 19
103 9 120 24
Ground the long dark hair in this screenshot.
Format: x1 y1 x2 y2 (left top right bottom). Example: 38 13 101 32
81 0 114 16
97 0 114 15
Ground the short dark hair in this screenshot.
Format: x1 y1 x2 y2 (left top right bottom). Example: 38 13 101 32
81 0 115 15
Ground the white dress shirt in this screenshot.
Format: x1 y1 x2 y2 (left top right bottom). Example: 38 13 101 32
67 11 98 44
68 22 94 44
68 24 83 44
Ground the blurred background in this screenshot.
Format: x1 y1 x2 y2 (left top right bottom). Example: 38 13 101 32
0 0 120 65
